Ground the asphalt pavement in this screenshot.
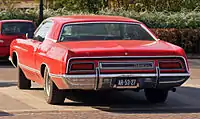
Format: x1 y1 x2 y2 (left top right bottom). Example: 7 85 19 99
0 59 199 119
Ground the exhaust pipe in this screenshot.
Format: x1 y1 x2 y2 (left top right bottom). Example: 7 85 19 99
171 88 176 92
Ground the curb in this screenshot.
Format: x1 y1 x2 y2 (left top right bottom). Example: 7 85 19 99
4 106 200 114
187 54 200 59
188 57 200 59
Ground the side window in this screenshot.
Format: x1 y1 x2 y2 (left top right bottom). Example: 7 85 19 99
34 21 53 42
60 25 72 41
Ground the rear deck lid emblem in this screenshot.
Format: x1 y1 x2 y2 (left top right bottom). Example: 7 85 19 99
0 40 4 43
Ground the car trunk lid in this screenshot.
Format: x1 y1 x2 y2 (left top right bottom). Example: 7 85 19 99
59 40 177 57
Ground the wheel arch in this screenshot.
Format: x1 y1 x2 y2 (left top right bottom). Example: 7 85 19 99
40 62 67 89
11 51 19 68
40 63 50 78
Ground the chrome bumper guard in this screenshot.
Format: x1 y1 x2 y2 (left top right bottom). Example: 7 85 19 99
58 67 190 90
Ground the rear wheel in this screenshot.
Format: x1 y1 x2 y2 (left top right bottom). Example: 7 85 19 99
144 89 168 103
44 67 65 105
17 66 31 89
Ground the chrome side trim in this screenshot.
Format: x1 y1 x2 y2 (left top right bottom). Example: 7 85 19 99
63 74 96 79
18 63 40 74
159 79 186 84
17 61 51 78
49 73 64 78
160 73 190 77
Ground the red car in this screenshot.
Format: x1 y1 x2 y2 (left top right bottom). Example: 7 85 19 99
0 20 35 58
9 15 190 105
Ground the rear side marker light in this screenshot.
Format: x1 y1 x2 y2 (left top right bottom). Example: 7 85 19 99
70 63 94 71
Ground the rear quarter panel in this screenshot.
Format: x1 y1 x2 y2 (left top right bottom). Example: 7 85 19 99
36 20 68 75
35 40 69 88
33 20 69 87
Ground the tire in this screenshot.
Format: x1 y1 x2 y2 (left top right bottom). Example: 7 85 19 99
17 66 31 89
44 67 65 105
144 89 168 103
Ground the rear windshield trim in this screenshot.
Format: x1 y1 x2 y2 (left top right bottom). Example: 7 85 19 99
58 22 158 42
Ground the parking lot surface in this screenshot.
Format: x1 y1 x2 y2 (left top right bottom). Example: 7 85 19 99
0 59 199 119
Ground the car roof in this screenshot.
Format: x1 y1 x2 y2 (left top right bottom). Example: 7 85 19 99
0 19 33 23
48 15 141 24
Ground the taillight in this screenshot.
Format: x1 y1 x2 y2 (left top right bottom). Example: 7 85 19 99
159 61 183 69
70 63 94 71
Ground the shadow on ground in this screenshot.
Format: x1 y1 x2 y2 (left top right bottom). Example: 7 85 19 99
0 60 13 68
59 86 200 114
0 82 17 87
1 82 199 114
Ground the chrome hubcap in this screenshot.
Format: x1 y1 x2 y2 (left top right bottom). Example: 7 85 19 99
45 72 51 96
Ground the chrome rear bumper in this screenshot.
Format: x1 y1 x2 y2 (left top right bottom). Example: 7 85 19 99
50 72 190 90
50 55 190 90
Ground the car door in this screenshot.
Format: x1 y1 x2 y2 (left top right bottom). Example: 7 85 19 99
19 21 53 83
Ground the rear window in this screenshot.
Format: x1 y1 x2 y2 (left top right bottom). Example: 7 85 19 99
1 22 35 35
59 23 155 41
